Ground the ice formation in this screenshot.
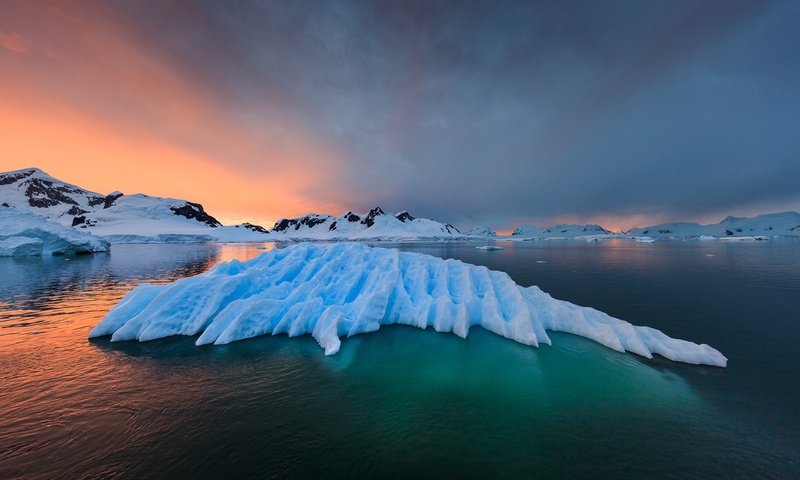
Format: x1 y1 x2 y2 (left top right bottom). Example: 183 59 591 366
0 208 109 255
0 236 44 256
90 243 727 367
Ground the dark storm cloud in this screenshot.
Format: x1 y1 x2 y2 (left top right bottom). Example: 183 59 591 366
113 0 800 227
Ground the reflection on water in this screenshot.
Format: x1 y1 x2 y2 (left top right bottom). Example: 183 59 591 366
1 240 799 478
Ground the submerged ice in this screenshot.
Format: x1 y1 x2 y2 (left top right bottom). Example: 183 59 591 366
89 243 727 367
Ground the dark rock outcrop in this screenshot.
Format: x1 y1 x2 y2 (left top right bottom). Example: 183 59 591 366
103 192 124 209
87 196 106 207
67 205 88 216
169 202 221 227
362 207 385 227
272 218 292 232
236 223 269 234
272 215 327 232
0 169 36 185
25 178 83 208
395 211 414 223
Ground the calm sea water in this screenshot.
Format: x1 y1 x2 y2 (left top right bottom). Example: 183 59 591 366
1 240 798 479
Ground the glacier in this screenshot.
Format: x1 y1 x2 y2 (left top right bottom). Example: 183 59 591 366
89 243 726 367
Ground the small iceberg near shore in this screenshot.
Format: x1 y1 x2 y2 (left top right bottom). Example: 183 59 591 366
90 243 727 367
0 208 109 256
634 236 655 243
475 245 503 251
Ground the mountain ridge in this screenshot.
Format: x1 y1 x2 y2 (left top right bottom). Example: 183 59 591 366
1 168 798 241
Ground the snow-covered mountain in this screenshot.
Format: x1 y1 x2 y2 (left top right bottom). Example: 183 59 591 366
0 168 466 242
0 168 220 228
5 168 795 244
511 223 611 239
1 167 110 219
464 226 497 237
0 168 270 242
628 212 800 238
269 207 463 240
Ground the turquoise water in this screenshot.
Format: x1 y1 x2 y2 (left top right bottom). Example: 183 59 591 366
1 240 798 478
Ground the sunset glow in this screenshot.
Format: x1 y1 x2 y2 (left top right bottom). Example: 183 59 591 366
0 1 350 228
1 0 798 231
3 3 800 478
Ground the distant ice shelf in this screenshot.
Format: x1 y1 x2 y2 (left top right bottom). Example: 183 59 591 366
90 243 727 367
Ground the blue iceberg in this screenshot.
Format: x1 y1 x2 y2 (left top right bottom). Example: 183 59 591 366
89 243 727 367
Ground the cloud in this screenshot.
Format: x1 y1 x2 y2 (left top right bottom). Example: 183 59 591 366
0 31 28 54
1 0 799 229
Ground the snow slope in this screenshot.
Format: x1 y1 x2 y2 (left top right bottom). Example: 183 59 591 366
90 243 727 366
0 207 109 255
0 168 273 243
269 207 462 240
628 212 800 238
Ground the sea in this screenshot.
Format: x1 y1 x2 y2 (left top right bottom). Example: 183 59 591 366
1 239 798 479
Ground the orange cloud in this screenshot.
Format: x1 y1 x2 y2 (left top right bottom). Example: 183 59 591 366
0 1 351 227
0 77 344 227
0 31 28 54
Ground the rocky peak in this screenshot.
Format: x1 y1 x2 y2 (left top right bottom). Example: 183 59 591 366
362 207 386 227
0 167 106 210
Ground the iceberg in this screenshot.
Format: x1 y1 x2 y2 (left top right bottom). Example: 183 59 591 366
475 245 503 250
89 243 727 367
0 207 109 255
0 236 44 256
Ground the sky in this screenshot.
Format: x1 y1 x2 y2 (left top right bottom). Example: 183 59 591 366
0 0 798 232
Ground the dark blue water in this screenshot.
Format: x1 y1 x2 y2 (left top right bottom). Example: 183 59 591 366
1 240 798 479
